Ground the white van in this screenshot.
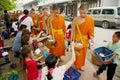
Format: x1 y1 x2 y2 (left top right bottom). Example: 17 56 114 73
88 7 120 28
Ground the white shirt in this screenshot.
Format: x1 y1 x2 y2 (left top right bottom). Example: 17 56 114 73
41 65 66 80
18 15 33 32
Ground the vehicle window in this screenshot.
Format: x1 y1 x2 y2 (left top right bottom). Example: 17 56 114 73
93 9 101 14
118 8 120 15
102 9 114 14
88 10 92 14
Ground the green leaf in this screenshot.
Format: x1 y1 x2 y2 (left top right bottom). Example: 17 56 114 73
0 0 16 10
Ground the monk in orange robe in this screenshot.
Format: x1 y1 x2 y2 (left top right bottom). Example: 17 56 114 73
16 11 19 19
71 4 94 70
49 6 66 57
32 14 39 34
39 15 44 30
48 8 54 17
37 7 44 30
30 8 39 34
42 8 49 31
9 12 12 20
46 8 54 34
32 13 38 27
12 12 16 20
38 8 49 31
29 9 38 27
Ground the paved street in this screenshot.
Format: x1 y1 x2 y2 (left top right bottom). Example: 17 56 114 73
94 27 120 48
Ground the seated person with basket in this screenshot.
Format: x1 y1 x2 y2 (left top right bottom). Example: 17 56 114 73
21 29 50 60
94 31 120 80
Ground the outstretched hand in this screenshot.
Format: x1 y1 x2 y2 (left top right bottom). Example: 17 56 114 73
46 35 52 39
89 38 94 46
40 31 44 34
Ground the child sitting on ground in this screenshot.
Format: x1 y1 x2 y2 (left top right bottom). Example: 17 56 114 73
94 31 120 80
21 45 44 80
41 41 76 80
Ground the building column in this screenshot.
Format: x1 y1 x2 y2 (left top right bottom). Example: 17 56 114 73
77 1 81 16
99 0 101 7
118 0 120 6
73 2 77 17
64 3 67 15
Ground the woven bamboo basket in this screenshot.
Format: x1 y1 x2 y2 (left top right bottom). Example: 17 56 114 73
74 43 83 56
92 53 102 66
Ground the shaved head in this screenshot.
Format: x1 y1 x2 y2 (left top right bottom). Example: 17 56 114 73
79 4 89 10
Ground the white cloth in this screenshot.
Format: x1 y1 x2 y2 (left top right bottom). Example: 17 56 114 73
41 65 66 80
18 15 33 32
2 51 9 56
35 48 41 54
12 21 18 31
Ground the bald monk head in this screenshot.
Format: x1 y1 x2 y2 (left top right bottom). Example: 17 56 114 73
53 5 60 16
38 7 43 15
43 8 48 15
30 8 35 16
79 3 89 18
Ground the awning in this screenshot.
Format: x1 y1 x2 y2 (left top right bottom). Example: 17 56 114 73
38 0 54 6
53 0 73 4
22 0 37 6
38 0 74 6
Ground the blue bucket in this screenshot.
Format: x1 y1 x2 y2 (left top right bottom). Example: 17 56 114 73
94 47 114 64
63 67 81 80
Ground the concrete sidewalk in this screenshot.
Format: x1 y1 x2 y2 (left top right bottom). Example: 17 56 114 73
62 51 120 80
79 58 119 80
61 51 102 80
79 59 104 80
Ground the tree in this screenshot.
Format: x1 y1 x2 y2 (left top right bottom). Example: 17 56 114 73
0 0 16 11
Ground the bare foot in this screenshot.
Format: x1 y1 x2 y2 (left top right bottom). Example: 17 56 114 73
59 58 64 62
79 68 85 71
93 72 99 79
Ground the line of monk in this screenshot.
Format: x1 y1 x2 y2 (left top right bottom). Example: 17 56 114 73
29 6 66 60
9 11 22 21
26 4 94 71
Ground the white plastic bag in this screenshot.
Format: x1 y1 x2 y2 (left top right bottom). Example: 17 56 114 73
2 51 9 57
